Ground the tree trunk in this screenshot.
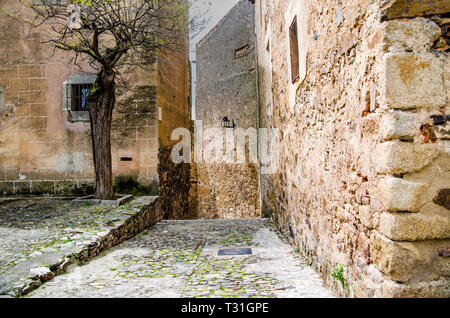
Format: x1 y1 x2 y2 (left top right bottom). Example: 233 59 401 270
88 70 116 200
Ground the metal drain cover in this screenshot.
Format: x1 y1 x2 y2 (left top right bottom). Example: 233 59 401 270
218 248 252 256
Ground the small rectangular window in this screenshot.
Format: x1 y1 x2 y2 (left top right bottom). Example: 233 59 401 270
62 73 96 122
71 83 92 111
289 16 299 84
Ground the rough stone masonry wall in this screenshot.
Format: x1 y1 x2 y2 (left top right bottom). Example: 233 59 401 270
0 0 160 196
255 0 449 297
195 0 261 219
156 7 194 220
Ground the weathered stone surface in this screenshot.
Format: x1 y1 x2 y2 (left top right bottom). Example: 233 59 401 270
381 0 450 20
27 219 334 298
379 212 450 241
195 0 260 219
359 205 377 229
29 267 54 282
381 277 450 298
433 188 450 210
444 55 450 103
373 141 443 174
0 196 160 297
380 111 420 140
55 152 88 174
376 177 428 212
0 0 191 196
384 52 446 109
384 18 441 52
254 0 450 298
369 231 448 284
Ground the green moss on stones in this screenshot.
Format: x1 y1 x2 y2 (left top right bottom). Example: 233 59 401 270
113 175 159 196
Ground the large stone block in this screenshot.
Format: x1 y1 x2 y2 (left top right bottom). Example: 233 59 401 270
376 177 428 212
18 65 41 79
373 141 443 174
55 152 89 174
18 117 44 130
29 79 46 91
381 277 450 298
384 52 445 109
380 111 420 140
18 142 45 156
382 0 450 20
369 231 444 283
10 78 29 91
18 91 44 104
384 18 441 52
0 66 17 79
379 212 450 241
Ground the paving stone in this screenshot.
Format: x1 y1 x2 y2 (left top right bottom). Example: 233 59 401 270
26 219 334 298
0 196 158 296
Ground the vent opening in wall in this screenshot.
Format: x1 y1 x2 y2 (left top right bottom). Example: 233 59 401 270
120 157 133 162
289 15 299 84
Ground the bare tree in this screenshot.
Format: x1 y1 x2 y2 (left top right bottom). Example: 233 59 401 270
2 0 192 199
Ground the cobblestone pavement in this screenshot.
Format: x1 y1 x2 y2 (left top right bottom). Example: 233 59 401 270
27 219 334 298
0 197 156 296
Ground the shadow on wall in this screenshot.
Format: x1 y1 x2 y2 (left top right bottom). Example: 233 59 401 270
158 145 196 220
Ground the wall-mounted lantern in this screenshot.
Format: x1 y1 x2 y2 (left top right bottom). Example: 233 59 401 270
221 116 235 128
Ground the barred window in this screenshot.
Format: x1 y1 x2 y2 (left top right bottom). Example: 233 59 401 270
62 73 96 122
71 83 92 111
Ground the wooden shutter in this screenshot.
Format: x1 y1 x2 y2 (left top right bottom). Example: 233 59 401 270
289 16 299 84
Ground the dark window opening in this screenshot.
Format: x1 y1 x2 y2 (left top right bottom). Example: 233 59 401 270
71 83 92 111
120 157 133 162
289 15 300 84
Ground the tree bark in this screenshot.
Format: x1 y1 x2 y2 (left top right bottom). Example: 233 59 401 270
88 70 116 200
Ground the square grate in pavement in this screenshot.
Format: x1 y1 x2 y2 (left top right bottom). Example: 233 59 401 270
217 248 252 256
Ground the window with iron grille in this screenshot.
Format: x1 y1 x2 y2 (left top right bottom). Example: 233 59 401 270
71 83 92 111
62 73 96 122
289 15 300 84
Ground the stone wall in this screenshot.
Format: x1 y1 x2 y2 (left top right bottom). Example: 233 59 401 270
0 0 188 196
195 0 261 219
255 0 449 297
156 15 194 220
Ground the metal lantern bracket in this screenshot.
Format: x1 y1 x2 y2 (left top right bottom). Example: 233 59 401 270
221 116 235 128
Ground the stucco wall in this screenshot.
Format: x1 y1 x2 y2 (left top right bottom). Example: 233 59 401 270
195 0 260 219
255 0 449 297
0 0 189 196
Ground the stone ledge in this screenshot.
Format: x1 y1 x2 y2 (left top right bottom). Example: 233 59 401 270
379 212 450 241
369 231 449 284
3 196 161 297
373 141 444 174
376 177 428 212
72 194 134 207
